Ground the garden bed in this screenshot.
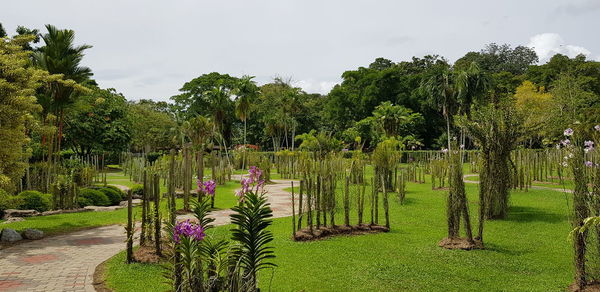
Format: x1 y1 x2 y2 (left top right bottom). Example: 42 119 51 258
293 224 390 241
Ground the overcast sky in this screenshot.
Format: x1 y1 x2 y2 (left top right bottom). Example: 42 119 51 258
3 0 599 100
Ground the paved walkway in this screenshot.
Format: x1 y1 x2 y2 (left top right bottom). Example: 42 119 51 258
463 174 573 193
0 178 296 292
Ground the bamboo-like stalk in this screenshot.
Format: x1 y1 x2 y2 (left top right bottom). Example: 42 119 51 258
297 179 304 230
381 176 390 229
126 189 134 264
140 170 147 246
344 175 350 226
153 173 162 256
291 181 296 236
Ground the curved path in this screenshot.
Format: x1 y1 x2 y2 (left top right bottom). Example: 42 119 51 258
0 178 297 292
463 174 573 193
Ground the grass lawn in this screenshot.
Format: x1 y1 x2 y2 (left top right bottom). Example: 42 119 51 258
0 170 243 236
104 172 574 292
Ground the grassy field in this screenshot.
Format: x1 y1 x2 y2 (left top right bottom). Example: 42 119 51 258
0 171 242 236
104 173 574 292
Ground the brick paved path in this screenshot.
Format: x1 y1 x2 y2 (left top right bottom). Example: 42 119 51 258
0 178 296 292
463 174 573 193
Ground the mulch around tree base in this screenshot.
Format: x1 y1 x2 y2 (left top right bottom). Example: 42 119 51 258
569 281 600 292
438 237 484 250
293 224 390 241
134 245 166 263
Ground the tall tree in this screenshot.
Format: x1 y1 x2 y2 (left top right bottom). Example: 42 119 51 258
64 88 132 155
185 116 213 185
234 75 259 147
0 35 58 193
420 62 457 149
33 24 93 152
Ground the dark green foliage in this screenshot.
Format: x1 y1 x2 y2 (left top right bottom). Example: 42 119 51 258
230 192 276 289
131 184 144 197
79 188 111 206
193 197 216 231
17 190 53 212
0 189 23 217
98 187 124 205
63 88 132 156
146 152 161 164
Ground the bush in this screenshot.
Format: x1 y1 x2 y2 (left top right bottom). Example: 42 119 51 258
131 184 144 197
77 196 93 208
146 152 161 164
0 189 23 217
98 187 124 205
79 188 111 207
17 190 53 212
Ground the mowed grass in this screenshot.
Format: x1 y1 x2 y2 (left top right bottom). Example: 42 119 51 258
104 172 574 292
0 170 242 236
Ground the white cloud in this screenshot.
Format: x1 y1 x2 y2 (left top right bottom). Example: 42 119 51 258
292 79 339 95
527 33 591 62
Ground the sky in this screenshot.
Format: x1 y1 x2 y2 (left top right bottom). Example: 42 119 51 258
2 0 599 100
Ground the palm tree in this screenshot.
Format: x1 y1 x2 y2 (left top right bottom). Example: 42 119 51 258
455 61 490 151
282 86 302 151
204 85 234 165
456 62 490 116
420 63 457 150
33 24 93 151
234 76 259 170
234 75 259 147
184 116 213 186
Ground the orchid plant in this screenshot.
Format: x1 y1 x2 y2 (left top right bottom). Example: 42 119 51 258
235 166 265 202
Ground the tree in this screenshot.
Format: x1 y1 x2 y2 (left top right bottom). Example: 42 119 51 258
128 101 177 152
514 81 552 145
33 24 93 152
455 43 538 75
459 101 523 235
234 75 259 147
171 72 238 144
324 56 445 147
63 88 132 155
184 116 213 185
420 62 457 149
372 101 424 138
0 35 58 193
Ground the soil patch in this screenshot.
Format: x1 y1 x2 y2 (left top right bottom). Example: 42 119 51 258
93 258 112 292
133 245 166 263
569 281 600 292
293 224 390 241
438 237 484 250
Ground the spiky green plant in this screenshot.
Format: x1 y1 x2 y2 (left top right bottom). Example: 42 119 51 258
230 191 276 290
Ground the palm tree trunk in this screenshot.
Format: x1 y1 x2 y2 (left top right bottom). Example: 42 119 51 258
58 108 64 153
242 118 247 171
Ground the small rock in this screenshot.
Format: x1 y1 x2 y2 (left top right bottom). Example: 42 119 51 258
2 217 24 224
1 228 23 242
41 210 62 216
118 199 142 207
84 205 123 212
22 228 44 240
3 209 39 219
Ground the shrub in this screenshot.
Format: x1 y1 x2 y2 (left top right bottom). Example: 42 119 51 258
17 190 53 212
98 187 124 205
131 184 144 197
146 152 161 164
0 189 23 217
79 188 111 207
77 196 93 208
